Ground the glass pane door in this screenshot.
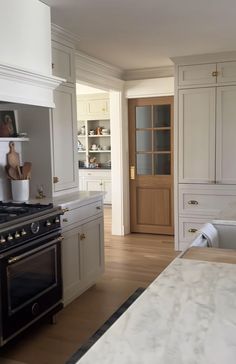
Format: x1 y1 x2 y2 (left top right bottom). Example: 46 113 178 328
135 104 171 175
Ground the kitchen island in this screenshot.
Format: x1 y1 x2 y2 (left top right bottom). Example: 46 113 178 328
76 247 236 364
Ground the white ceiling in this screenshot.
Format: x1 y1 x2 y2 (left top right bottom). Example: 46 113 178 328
43 0 236 70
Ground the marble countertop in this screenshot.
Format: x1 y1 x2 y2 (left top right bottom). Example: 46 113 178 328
77 257 236 364
29 191 104 209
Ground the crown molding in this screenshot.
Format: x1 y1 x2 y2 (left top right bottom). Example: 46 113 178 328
75 50 124 90
51 23 80 48
123 66 174 81
171 50 236 65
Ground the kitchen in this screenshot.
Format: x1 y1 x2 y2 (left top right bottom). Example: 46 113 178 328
1 0 236 363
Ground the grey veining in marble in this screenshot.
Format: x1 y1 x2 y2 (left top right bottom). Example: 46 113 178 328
77 258 236 364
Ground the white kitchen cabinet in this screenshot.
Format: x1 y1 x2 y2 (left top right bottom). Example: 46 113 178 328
61 196 104 306
79 169 111 204
51 85 78 193
77 93 110 120
178 61 236 87
178 87 216 183
51 41 75 84
173 53 236 251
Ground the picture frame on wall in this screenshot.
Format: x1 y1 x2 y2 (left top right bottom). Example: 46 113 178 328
0 111 17 137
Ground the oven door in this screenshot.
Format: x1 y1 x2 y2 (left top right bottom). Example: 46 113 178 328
0 232 63 341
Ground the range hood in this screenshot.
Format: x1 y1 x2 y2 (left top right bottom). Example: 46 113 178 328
0 0 63 108
0 63 63 108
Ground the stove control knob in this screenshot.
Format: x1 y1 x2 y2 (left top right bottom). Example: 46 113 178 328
7 234 13 241
54 217 60 224
0 236 6 244
21 229 27 236
46 220 52 227
14 231 20 239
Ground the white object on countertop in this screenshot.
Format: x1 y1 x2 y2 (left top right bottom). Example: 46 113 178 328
199 223 219 248
190 234 208 248
11 179 29 202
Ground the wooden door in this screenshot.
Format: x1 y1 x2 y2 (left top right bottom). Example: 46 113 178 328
129 97 174 234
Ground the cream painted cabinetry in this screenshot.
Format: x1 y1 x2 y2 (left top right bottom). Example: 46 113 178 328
61 196 104 306
52 41 75 84
79 169 111 204
174 54 236 251
50 37 78 194
77 93 110 120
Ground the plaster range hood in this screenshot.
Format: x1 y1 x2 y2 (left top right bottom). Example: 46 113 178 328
0 62 63 108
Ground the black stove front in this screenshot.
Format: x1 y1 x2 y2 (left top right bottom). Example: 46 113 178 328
0 201 64 346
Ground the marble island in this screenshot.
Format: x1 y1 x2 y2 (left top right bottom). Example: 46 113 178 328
77 248 236 364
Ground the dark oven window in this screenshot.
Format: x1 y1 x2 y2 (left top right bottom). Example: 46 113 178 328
7 246 57 314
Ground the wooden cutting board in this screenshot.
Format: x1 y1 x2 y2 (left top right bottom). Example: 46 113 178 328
7 142 22 179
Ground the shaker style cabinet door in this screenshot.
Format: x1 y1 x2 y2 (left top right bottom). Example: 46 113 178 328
51 41 75 84
178 64 216 87
217 62 236 84
216 86 236 184
178 88 216 183
51 85 78 192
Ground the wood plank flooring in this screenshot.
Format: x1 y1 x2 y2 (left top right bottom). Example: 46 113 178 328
0 207 177 364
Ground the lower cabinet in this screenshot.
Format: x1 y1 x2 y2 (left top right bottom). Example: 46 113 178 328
79 169 111 204
62 215 104 306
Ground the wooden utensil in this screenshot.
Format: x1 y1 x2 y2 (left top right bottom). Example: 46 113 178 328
5 165 18 180
7 142 22 179
22 162 32 180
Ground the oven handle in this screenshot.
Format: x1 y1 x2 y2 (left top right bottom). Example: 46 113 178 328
7 236 64 264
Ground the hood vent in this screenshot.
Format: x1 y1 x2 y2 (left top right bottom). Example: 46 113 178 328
0 63 63 108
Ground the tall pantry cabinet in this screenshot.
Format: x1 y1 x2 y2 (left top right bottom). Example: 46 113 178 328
50 34 78 194
173 53 236 251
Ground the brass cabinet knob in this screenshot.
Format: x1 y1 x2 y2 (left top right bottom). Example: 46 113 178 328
188 200 198 205
212 71 218 77
188 228 198 233
80 233 86 240
53 176 59 184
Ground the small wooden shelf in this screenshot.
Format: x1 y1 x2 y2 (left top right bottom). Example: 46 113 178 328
0 137 30 142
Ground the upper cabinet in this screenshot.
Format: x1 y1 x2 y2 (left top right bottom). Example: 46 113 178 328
51 41 76 84
77 94 110 120
178 61 236 87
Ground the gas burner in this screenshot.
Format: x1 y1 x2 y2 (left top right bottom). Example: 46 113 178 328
0 201 53 224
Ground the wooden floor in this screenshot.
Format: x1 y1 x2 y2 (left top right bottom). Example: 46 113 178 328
0 207 177 364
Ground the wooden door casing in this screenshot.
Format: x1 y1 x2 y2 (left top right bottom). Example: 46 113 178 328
129 96 174 235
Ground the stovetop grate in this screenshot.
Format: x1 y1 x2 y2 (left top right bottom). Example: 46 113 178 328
0 201 53 224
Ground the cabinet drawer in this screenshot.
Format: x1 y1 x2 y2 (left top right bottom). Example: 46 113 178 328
179 217 210 243
61 201 103 229
179 186 236 216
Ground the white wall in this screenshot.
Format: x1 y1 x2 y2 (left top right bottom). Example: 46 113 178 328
0 0 51 75
125 77 174 98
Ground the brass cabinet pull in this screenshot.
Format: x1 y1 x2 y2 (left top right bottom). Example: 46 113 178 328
130 166 135 180
53 176 59 184
188 200 198 205
80 233 86 240
212 71 218 77
188 228 198 233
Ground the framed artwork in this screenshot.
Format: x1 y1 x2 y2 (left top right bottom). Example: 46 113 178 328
0 111 17 137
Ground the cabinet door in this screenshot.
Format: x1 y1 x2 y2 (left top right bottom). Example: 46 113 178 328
62 226 82 306
179 88 216 183
217 62 236 83
51 85 78 192
178 64 216 86
103 179 111 204
52 41 75 84
84 178 102 192
216 86 236 183
80 217 104 285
